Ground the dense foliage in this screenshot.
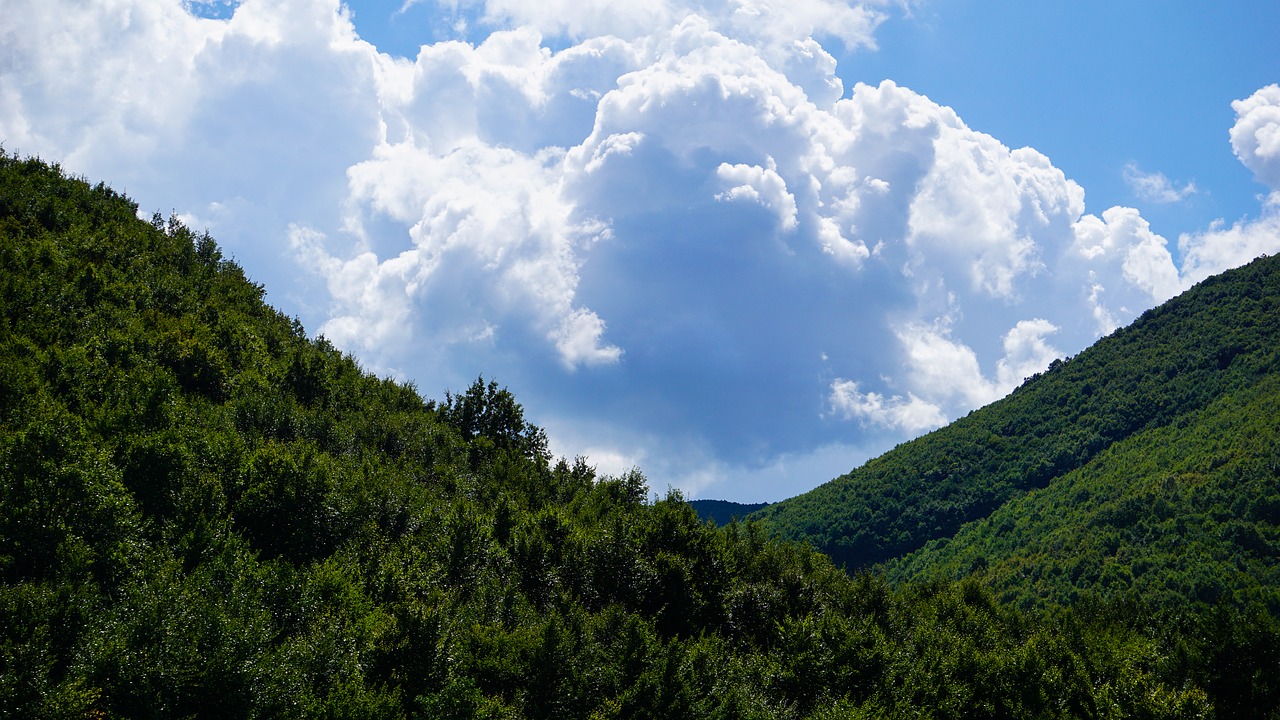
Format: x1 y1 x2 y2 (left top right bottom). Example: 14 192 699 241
2 152 1277 718
754 253 1280 573
886 371 1280 612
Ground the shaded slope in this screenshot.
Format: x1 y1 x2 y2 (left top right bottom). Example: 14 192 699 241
754 253 1280 571
688 499 770 526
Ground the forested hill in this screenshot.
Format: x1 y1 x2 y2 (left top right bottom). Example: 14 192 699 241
4 151 1279 717
688 499 770 525
753 252 1280 573
885 367 1280 611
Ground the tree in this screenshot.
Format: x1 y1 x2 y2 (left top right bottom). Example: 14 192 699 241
438 377 549 463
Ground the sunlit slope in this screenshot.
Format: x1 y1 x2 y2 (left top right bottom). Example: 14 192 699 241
886 370 1280 610
754 253 1280 572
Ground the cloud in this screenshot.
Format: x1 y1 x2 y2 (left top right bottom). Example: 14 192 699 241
312 138 621 369
829 379 947 433
6 1 1279 502
1123 162 1197 204
1178 195 1280 287
715 159 799 232
1071 206 1180 313
1230 84 1280 190
898 318 1060 407
996 318 1062 389
318 9 1107 480
829 317 1058 434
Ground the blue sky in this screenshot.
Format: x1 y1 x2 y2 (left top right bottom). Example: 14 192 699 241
4 0 1280 501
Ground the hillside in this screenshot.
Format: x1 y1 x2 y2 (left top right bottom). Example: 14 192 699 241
3 151 1278 717
688 499 770 526
885 368 1280 611
754 253 1280 576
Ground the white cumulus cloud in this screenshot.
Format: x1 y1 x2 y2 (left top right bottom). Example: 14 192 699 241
829 379 947 433
1230 84 1280 190
715 159 799 231
1071 206 1181 319
1178 196 1280 288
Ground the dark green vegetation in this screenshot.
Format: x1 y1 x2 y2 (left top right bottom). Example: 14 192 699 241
886 370 1280 612
1 151 1277 718
688 500 770 526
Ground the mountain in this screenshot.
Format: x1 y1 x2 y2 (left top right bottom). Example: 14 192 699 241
754 253 1280 582
3 151 1277 717
688 499 770 525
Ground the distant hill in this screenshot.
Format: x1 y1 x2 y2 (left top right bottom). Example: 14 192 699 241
754 253 1280 588
688 499 770 525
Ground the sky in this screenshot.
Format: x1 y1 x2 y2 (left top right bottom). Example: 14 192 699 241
3 0 1280 502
